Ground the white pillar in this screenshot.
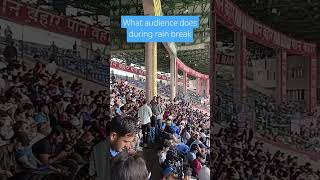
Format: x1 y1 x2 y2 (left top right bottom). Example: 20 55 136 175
170 55 177 101
145 43 153 102
183 71 187 95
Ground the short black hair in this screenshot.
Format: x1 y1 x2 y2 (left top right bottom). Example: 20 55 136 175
15 133 30 147
50 126 64 137
196 152 205 159
111 152 149 180
190 144 199 151
109 116 138 137
163 139 171 148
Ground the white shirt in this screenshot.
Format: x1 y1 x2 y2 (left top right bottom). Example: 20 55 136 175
138 104 152 125
198 166 210 180
46 61 57 75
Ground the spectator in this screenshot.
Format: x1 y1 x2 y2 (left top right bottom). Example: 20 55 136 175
191 152 204 177
3 41 17 65
45 59 58 76
151 96 164 141
4 25 12 44
187 144 199 162
111 152 149 180
49 42 58 61
89 115 138 180
31 127 69 174
138 100 152 148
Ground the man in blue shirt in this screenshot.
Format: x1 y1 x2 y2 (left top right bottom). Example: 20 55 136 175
89 116 138 180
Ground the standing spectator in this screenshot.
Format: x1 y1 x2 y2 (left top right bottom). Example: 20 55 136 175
3 41 17 65
4 25 12 44
94 49 101 61
151 96 164 141
45 59 58 76
73 42 77 52
138 100 152 148
49 42 58 61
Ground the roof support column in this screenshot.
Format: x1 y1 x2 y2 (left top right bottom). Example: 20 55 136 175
233 31 247 104
197 78 201 95
309 55 317 112
183 71 188 95
233 31 247 128
142 0 160 103
206 78 209 97
145 43 157 102
170 55 177 101
276 49 288 106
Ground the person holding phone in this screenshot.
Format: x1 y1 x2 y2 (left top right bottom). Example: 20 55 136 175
89 115 138 180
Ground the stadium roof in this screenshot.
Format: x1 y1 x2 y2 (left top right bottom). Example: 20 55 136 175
231 0 320 44
68 0 319 74
110 0 210 74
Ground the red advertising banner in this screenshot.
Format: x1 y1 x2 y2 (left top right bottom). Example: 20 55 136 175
0 0 110 45
214 0 317 56
176 58 209 80
110 61 169 80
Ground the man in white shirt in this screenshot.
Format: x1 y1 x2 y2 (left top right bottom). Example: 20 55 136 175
45 59 58 76
138 99 152 148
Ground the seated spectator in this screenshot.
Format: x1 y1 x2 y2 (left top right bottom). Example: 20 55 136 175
31 127 69 174
15 134 42 170
191 152 204 177
161 166 178 180
111 152 149 180
158 140 171 165
0 111 14 146
187 144 199 162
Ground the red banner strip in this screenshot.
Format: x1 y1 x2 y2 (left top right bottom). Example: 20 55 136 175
0 0 110 45
214 0 317 56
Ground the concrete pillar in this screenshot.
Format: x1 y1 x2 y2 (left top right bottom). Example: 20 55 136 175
145 43 153 102
170 55 177 101
276 49 288 105
309 55 318 112
234 31 247 104
152 42 157 98
233 31 247 128
183 71 187 95
206 79 209 97
197 78 201 95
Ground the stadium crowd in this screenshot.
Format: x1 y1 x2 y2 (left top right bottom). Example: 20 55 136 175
110 76 211 179
214 78 320 154
0 32 211 180
4 20 320 180
212 122 320 180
